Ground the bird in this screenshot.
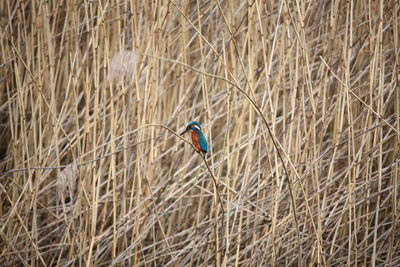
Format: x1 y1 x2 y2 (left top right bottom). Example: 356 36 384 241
180 121 208 156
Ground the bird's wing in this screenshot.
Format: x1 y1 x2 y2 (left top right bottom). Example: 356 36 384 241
197 131 208 153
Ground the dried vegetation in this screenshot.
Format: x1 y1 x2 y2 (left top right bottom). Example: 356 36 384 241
0 0 399 266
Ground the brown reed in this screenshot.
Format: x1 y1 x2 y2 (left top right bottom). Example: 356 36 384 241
0 1 399 266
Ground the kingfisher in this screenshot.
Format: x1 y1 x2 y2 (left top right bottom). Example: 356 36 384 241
180 121 208 156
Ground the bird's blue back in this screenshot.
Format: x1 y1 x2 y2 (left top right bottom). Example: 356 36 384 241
196 130 208 153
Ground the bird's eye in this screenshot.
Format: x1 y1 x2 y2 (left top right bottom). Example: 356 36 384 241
187 126 190 130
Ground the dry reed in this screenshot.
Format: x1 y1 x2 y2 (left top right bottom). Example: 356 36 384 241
0 0 399 266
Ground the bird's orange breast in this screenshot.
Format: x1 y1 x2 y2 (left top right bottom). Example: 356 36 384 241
191 131 201 151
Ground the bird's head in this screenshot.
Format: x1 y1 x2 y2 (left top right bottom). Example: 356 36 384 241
180 121 202 135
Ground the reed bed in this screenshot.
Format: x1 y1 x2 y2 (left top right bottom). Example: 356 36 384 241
0 0 399 266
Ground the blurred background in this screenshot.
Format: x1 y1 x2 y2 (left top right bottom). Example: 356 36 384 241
0 0 399 266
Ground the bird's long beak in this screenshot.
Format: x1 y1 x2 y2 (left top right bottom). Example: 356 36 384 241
180 129 188 135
